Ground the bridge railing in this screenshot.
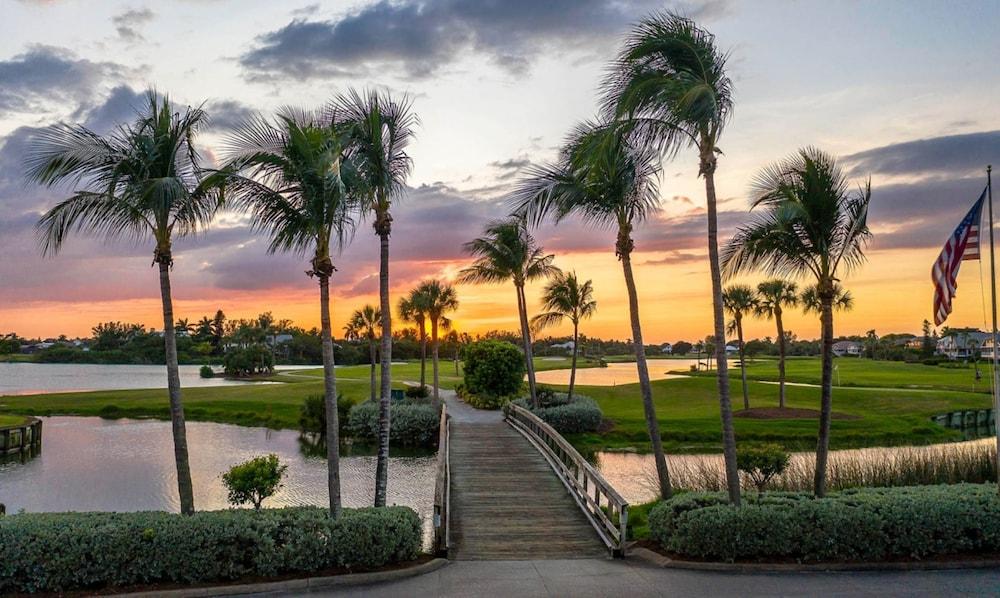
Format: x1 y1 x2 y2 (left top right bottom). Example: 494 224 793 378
504 403 629 555
432 403 451 555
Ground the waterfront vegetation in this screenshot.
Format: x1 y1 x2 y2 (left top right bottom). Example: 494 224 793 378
0 414 27 427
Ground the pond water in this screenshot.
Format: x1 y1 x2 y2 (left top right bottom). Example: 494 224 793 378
534 359 701 386
0 363 316 396
0 417 436 545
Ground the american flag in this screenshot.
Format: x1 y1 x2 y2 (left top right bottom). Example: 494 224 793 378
932 188 987 325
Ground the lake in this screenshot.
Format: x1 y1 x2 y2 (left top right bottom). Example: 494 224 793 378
0 363 316 396
534 359 701 386
0 417 436 545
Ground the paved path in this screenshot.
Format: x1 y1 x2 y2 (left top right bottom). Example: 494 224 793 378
274 558 1000 597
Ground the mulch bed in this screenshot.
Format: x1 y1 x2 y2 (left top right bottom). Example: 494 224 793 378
733 407 860 420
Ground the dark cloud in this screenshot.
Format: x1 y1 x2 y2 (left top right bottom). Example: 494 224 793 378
490 157 533 180
240 0 728 81
203 99 255 132
843 130 1000 179
0 45 127 116
112 7 155 43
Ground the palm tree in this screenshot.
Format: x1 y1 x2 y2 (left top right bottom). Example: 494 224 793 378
26 91 221 515
219 107 357 517
510 120 673 500
802 283 854 314
754 280 799 409
398 291 429 388
722 285 757 410
415 281 459 399
332 90 416 509
530 271 597 401
604 12 740 505
458 218 558 408
723 147 871 497
346 305 381 402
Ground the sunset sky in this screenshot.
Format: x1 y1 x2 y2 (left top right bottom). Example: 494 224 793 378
1 0 999 344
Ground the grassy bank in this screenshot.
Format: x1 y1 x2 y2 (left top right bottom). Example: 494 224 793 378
0 414 28 427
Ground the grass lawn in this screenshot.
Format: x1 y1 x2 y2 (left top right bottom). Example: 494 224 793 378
0 414 28 427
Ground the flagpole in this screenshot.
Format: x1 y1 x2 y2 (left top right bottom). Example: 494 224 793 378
988 164 999 494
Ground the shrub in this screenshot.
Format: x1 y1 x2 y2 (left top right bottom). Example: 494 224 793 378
348 401 439 446
223 344 274 377
737 444 790 496
456 383 516 409
405 385 430 399
648 484 1000 562
299 394 353 436
199 365 215 378
0 506 420 593
511 393 602 434
221 454 288 510
462 340 525 397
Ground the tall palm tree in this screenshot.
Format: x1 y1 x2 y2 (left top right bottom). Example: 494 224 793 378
332 89 416 508
219 107 357 517
604 12 740 505
801 282 854 314
458 218 558 408
510 120 673 500
754 279 799 409
530 271 597 401
415 281 459 400
398 292 429 388
346 305 381 402
722 285 757 410
723 147 871 497
26 91 220 515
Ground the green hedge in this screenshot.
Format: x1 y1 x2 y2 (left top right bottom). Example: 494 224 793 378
348 401 439 446
0 506 421 593
648 484 1000 562
455 383 516 410
462 340 525 397
511 394 602 433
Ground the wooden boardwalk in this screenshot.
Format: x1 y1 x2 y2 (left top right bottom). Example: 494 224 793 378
448 419 606 560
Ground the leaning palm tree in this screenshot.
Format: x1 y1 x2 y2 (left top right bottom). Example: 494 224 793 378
604 12 740 505
332 90 416 508
530 271 597 401
510 120 673 500
398 292 429 387
415 281 459 399
755 280 799 409
722 285 757 410
458 218 558 408
723 147 871 497
801 282 854 315
346 305 381 402
219 107 357 517
26 91 220 515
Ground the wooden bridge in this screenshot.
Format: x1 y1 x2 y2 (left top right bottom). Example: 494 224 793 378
433 397 628 560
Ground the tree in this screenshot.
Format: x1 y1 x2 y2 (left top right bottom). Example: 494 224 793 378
414 281 459 400
737 444 790 500
530 271 597 401
921 319 935 357
332 89 416 509
211 310 226 352
220 107 358 517
27 91 223 515
221 454 288 510
864 329 880 360
458 218 558 408
755 280 799 409
510 120 673 499
723 147 871 497
398 291 429 388
673 340 693 355
801 283 854 315
345 305 381 402
605 12 740 506
722 285 757 410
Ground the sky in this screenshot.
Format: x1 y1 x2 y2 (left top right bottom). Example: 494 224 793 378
1 0 999 344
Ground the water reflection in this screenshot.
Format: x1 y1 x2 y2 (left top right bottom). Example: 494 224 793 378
0 417 435 546
533 360 701 386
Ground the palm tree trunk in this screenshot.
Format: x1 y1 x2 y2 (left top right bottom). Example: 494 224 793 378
704 161 741 507
369 340 377 402
419 324 427 387
374 227 392 508
813 293 835 498
319 274 342 517
569 321 579 401
736 316 749 410
776 308 787 409
158 261 195 515
431 318 440 400
516 284 539 408
620 248 671 499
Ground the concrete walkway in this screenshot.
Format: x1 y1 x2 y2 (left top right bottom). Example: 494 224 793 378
264 558 1000 597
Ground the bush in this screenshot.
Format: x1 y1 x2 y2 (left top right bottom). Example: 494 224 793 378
223 343 274 377
199 365 215 378
462 340 525 397
648 484 1000 562
405 385 430 399
299 394 354 436
348 401 439 446
222 454 288 510
455 383 516 409
511 393 602 434
0 506 420 593
737 444 790 496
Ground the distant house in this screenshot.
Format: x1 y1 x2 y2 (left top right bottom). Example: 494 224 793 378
981 338 998 360
660 343 672 354
550 341 575 352
267 334 293 346
724 344 739 355
832 341 862 357
936 331 989 360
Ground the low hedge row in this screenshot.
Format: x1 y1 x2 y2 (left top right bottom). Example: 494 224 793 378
648 484 1000 562
511 394 603 434
455 383 516 410
348 401 440 446
0 506 421 593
